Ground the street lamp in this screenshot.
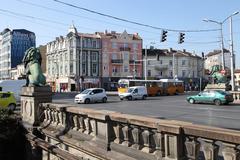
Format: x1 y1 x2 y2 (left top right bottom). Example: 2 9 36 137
229 11 239 90
203 11 239 71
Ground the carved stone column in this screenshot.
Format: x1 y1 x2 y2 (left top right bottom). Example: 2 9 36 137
21 86 52 129
185 136 200 160
222 143 239 160
201 139 219 160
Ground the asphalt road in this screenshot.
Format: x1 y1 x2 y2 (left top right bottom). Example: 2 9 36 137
52 92 240 130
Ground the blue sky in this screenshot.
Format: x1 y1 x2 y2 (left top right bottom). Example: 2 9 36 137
1 0 240 68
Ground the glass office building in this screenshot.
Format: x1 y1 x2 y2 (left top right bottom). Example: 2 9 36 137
0 28 35 79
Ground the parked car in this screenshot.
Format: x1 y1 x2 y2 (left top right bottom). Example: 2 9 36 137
0 91 17 111
186 90 234 105
119 86 148 100
74 88 107 104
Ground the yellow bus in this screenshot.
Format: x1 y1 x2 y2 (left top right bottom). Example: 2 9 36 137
118 79 184 96
159 79 184 95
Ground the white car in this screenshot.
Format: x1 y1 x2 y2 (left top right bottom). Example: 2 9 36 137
119 86 148 100
74 88 107 104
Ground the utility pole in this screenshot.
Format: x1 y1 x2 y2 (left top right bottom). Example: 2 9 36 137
145 46 147 80
230 16 235 91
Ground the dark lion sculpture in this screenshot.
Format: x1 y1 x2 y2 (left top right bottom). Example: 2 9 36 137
22 47 46 86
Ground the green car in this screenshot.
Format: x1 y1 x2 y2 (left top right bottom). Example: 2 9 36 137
186 90 234 105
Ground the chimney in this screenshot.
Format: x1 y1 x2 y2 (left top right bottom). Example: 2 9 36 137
183 49 186 52
169 48 173 52
105 30 108 34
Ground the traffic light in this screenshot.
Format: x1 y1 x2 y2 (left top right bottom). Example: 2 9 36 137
161 30 168 42
178 32 185 44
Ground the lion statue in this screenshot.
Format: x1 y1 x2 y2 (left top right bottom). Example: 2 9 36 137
22 47 46 86
209 65 228 84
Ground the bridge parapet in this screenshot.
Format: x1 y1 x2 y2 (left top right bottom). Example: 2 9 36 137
38 103 240 160
230 91 240 101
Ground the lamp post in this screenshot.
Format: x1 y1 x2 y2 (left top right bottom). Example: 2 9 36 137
203 11 239 71
229 12 239 90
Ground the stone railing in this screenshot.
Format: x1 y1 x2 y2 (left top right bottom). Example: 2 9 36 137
39 103 240 160
230 91 240 101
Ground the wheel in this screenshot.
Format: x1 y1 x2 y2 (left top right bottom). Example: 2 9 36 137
8 103 16 111
156 91 161 96
188 98 195 104
102 97 107 103
127 96 132 100
84 98 90 104
214 99 221 106
142 95 147 100
120 98 123 100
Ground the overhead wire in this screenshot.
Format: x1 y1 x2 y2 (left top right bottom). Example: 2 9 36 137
53 0 220 33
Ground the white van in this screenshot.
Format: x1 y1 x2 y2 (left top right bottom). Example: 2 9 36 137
119 86 148 100
0 80 25 102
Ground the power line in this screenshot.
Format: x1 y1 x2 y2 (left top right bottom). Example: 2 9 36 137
53 0 220 33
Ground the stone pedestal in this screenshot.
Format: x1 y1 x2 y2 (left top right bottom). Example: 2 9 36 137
204 83 229 91
21 86 52 129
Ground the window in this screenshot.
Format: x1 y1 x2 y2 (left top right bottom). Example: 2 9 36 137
124 53 129 60
124 65 128 72
70 63 73 74
182 60 186 66
124 43 128 48
93 40 97 48
169 60 173 66
160 60 163 64
133 43 138 50
182 70 186 77
112 53 117 59
169 70 173 77
82 64 86 74
112 42 117 49
92 63 97 74
92 52 97 61
148 70 151 77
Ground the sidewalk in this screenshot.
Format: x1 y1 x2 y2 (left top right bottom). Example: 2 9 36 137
233 100 240 105
106 91 118 96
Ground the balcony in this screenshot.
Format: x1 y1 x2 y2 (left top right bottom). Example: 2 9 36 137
119 47 131 51
129 60 141 64
111 59 123 64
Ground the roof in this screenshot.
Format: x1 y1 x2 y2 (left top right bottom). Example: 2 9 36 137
142 48 202 58
206 49 230 57
12 29 35 35
235 69 240 73
97 30 142 40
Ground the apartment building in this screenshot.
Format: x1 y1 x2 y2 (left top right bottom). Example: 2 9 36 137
99 30 142 90
46 25 101 92
144 48 204 85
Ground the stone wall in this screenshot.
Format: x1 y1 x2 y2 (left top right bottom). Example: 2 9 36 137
37 103 240 160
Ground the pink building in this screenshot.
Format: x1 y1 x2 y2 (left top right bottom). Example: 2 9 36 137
98 30 142 91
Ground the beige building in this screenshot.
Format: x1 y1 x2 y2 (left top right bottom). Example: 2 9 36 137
204 49 235 71
144 48 204 86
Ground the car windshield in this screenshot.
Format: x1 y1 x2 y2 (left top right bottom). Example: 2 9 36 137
127 88 134 93
81 89 92 94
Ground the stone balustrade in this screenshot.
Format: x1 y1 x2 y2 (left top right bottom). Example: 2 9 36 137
39 103 240 160
230 91 240 101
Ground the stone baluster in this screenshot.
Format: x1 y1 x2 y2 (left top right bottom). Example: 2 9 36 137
51 109 56 124
122 125 131 147
47 109 52 123
90 119 97 136
142 129 153 153
43 109 48 122
53 110 59 125
201 139 219 160
62 112 66 127
184 136 200 160
84 117 91 135
164 133 180 159
222 143 239 160
153 131 164 159
113 123 122 144
72 115 79 131
131 126 141 150
58 111 63 127
78 116 85 133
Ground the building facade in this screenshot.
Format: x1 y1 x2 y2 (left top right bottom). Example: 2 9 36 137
234 69 240 90
0 28 35 79
99 30 142 90
204 49 235 71
46 25 101 92
144 48 204 87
